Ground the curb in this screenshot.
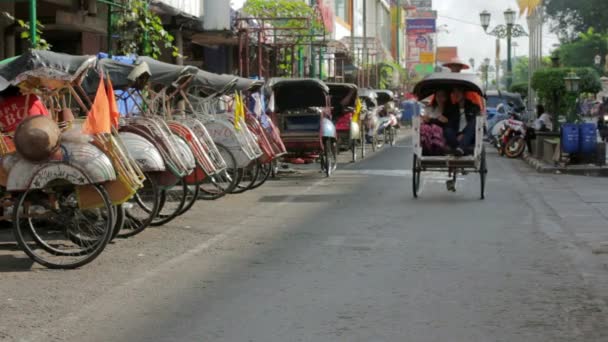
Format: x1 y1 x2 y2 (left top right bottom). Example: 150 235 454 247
522 154 608 177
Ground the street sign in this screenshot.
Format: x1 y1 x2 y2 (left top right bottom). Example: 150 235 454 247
420 52 435 64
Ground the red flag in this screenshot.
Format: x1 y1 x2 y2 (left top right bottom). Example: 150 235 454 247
105 76 120 129
82 77 111 135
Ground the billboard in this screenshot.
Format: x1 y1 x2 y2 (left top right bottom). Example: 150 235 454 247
406 19 436 34
407 17 436 79
410 0 432 10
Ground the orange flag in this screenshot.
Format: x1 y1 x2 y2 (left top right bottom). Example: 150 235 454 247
105 75 120 129
82 77 111 135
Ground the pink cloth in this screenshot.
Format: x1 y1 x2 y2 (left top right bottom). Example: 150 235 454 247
420 123 446 155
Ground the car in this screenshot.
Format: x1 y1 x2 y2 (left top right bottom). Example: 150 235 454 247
486 90 526 121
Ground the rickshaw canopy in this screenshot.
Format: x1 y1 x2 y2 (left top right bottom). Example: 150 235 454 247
0 50 96 91
266 78 329 111
327 83 358 107
135 56 199 87
413 72 484 101
374 89 395 106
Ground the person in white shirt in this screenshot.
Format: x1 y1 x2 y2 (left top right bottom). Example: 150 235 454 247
534 105 553 132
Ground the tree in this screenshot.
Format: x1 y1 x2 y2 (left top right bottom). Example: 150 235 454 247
544 0 608 39
557 28 608 74
531 67 601 124
242 0 326 76
1 12 51 50
113 0 179 59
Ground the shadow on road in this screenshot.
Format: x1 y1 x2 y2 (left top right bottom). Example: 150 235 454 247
258 194 348 203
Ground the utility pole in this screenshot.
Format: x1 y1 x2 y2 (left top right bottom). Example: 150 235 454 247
29 0 37 48
363 0 368 87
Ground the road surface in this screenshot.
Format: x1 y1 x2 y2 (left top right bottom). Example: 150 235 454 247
2 135 608 342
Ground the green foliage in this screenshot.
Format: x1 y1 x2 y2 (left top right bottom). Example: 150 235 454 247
378 62 405 89
1 12 51 50
243 0 326 43
531 67 601 123
509 82 528 98
544 0 608 39
512 56 552 85
557 28 608 73
113 0 179 59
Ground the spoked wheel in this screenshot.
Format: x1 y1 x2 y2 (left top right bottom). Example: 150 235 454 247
179 183 201 216
480 149 487 200
13 183 114 269
323 139 338 177
250 161 272 190
150 178 188 227
360 131 366 159
116 174 161 238
231 160 260 194
199 144 240 200
412 155 421 198
110 204 126 241
389 127 396 146
505 136 525 158
351 140 357 163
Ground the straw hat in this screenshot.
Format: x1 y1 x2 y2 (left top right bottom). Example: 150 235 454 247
442 58 470 72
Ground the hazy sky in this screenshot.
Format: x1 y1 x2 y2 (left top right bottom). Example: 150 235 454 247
230 0 559 68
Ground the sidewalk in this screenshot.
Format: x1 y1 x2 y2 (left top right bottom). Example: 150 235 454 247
520 167 608 251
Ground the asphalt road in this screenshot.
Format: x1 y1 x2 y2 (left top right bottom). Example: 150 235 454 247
3 135 608 342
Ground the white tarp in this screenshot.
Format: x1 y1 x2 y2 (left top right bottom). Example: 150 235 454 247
157 0 202 17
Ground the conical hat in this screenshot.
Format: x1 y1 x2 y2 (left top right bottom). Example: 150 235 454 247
442 58 470 70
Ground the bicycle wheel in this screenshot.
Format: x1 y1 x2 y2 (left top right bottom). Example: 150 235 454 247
110 204 125 241
117 174 161 238
324 139 338 177
250 161 272 190
231 160 260 194
179 183 201 216
199 144 240 200
150 178 188 227
13 183 114 269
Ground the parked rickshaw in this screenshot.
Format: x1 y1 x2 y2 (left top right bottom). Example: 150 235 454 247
0 50 142 268
267 78 337 177
327 83 363 162
359 88 381 152
94 56 200 230
375 89 399 146
411 73 487 199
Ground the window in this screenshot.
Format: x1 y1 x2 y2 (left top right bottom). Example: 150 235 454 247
334 0 351 25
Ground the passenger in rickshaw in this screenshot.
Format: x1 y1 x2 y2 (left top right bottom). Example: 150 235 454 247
420 89 449 155
444 87 481 156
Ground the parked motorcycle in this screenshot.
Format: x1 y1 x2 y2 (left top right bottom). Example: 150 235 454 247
496 113 527 158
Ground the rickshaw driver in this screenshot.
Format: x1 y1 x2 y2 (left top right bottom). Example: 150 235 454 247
444 87 481 156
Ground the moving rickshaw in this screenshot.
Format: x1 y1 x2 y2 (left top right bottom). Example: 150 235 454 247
375 89 399 146
327 83 362 162
267 78 338 177
359 88 381 152
411 73 488 199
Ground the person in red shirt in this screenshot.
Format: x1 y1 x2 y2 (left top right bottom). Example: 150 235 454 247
0 86 49 133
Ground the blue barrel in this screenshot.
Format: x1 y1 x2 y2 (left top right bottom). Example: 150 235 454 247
579 123 597 154
561 123 580 154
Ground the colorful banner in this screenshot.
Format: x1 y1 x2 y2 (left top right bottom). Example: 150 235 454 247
410 0 432 10
406 19 436 34
407 16 436 80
